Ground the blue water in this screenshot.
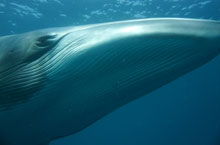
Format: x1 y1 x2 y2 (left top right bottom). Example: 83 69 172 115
0 0 220 145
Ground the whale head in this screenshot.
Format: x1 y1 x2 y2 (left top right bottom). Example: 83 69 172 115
0 18 220 145
1 18 220 75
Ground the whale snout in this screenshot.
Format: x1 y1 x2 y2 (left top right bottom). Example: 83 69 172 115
1 18 220 145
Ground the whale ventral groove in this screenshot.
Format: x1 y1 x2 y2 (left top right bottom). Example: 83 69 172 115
0 33 63 110
0 18 220 145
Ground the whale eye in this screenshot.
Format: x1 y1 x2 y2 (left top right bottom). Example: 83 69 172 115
24 34 60 62
36 34 58 48
24 32 69 63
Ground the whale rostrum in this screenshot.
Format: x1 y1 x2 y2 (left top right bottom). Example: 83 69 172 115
0 18 220 145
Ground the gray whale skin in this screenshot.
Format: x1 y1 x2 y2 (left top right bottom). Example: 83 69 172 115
0 18 220 145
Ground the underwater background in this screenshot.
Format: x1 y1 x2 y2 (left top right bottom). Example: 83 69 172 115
0 0 220 145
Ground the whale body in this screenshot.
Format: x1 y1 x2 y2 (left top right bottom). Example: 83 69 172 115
0 18 220 145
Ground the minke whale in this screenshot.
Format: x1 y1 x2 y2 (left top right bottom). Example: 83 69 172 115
0 18 220 145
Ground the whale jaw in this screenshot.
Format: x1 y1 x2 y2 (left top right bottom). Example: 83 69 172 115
0 18 220 145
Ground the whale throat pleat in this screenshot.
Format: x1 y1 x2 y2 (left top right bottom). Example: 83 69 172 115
0 65 47 110
0 18 220 145
54 34 213 108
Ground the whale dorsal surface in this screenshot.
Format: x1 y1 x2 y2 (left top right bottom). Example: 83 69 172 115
0 18 220 145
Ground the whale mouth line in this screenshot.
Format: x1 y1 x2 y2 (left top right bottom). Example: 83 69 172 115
0 18 219 145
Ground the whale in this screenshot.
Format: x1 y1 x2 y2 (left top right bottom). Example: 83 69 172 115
0 18 220 145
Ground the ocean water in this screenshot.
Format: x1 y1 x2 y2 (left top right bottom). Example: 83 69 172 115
0 0 220 145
